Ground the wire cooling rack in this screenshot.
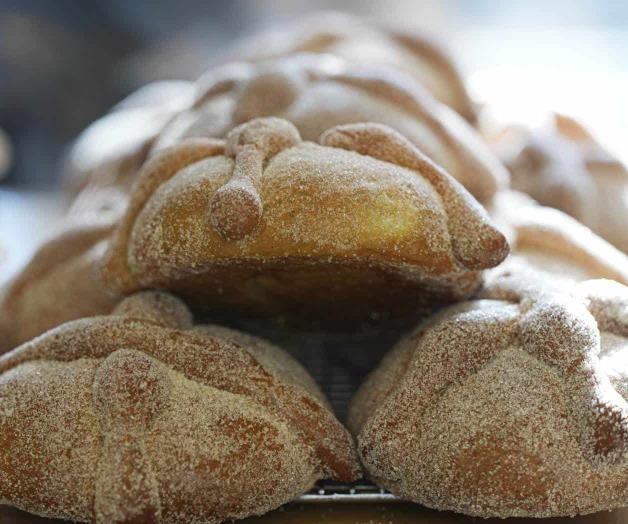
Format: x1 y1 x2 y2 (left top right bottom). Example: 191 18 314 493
299 481 398 503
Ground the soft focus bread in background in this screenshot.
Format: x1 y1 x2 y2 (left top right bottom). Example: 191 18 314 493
227 11 477 124
491 113 628 253
63 80 194 196
65 184 130 224
349 269 628 518
0 221 119 354
0 291 360 523
103 117 508 326
154 54 506 204
489 190 628 285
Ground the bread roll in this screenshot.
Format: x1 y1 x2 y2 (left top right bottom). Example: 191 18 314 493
0 291 359 523
228 11 477 123
64 81 194 195
350 270 628 517
154 54 505 203
494 114 628 253
0 221 119 354
103 117 509 326
490 190 628 285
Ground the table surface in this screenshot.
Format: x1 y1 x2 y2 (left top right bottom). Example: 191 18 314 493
1 503 627 524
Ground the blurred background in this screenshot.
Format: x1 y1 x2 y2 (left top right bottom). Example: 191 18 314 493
2 0 628 187
1 0 628 278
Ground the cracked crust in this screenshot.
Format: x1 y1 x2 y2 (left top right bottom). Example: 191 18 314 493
0 222 120 354
349 271 628 518
154 53 505 203
226 11 477 124
103 117 508 326
0 291 360 523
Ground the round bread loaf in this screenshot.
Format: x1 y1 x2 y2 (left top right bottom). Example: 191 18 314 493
0 221 119 354
489 190 628 285
103 117 509 326
349 270 628 517
493 114 628 254
154 54 504 203
0 291 360 523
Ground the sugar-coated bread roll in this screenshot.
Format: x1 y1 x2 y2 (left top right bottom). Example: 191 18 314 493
102 117 509 326
228 11 477 124
493 113 628 253
0 291 360 523
0 221 119 354
349 270 628 518
154 54 506 203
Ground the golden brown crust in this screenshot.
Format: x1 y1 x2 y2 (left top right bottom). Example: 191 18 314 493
155 53 506 203
493 114 628 253
226 11 477 123
320 124 507 269
103 138 225 292
0 222 120 354
103 117 508 326
0 291 359 523
489 190 628 285
350 271 628 517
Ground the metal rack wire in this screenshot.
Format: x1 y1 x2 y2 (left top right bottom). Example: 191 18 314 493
299 481 398 503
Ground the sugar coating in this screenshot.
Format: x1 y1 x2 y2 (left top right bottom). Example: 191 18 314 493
102 117 508 325
154 52 505 202
349 269 628 518
0 291 359 523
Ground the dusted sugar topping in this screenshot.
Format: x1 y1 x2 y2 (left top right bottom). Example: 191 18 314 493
226 11 477 123
0 291 359 523
155 53 505 203
489 190 628 286
192 324 328 406
0 221 120 354
350 269 628 518
102 118 507 326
